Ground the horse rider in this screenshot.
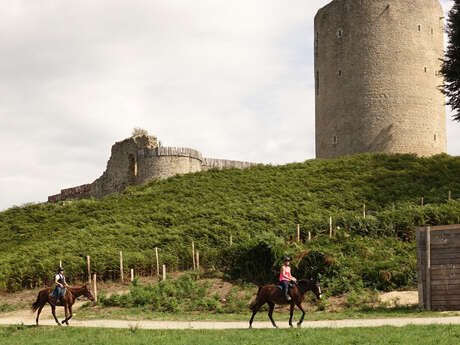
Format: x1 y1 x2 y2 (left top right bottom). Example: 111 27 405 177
279 257 296 301
52 266 69 305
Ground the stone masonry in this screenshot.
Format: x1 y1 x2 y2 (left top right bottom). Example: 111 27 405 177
315 0 447 158
48 135 258 202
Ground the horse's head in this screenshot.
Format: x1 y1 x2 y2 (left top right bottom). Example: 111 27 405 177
297 279 322 300
83 284 95 302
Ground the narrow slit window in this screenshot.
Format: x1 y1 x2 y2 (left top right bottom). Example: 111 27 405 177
338 70 342 77
333 136 338 145
434 134 437 142
316 71 320 95
336 29 343 38
424 67 427 73
431 28 434 35
418 24 422 32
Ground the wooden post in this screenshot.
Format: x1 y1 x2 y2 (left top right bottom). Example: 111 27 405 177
449 190 452 200
297 224 300 242
155 247 159 277
192 241 196 271
162 264 166 281
92 273 98 303
87 256 91 285
59 260 62 267
329 216 333 238
392 202 395 210
421 197 424 206
426 226 431 310
308 231 311 241
196 252 200 271
130 268 134 282
229 234 233 246
120 251 124 282
363 203 366 218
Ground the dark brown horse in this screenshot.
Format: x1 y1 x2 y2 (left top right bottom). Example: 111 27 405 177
31 284 95 326
249 279 322 328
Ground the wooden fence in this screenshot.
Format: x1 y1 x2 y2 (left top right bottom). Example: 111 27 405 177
417 224 460 310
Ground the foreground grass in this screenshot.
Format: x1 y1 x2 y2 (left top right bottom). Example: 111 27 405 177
74 306 460 322
2 325 460 345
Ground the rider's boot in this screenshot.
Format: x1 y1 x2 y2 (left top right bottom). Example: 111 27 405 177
284 290 291 301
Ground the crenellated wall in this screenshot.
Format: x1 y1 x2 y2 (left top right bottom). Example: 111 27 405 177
48 135 259 202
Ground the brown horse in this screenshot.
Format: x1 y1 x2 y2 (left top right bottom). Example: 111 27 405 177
249 279 322 328
31 284 95 326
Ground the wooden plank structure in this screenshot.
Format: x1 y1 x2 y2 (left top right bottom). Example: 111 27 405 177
417 225 460 310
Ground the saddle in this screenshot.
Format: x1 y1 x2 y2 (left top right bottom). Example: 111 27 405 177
276 282 295 291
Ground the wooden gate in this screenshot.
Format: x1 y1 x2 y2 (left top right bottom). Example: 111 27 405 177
417 225 460 310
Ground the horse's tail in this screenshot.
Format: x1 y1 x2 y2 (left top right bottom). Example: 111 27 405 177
249 286 263 310
32 289 46 313
31 294 41 313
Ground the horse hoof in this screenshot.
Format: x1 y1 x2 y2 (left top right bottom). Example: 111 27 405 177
297 323 302 328
290 324 293 328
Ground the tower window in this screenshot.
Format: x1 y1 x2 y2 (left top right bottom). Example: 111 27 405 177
424 67 427 73
418 24 421 32
316 71 319 95
333 136 338 145
336 29 343 38
434 134 437 141
431 28 434 35
338 70 342 77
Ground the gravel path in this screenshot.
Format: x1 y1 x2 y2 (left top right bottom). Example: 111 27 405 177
2 315 460 329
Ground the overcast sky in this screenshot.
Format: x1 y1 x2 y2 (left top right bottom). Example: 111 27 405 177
0 0 457 210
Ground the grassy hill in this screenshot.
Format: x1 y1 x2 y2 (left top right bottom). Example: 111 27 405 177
1 153 460 293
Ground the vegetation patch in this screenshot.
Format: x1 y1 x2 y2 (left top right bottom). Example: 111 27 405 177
1 153 460 293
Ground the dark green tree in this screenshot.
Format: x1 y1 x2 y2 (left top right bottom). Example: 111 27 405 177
441 1 460 121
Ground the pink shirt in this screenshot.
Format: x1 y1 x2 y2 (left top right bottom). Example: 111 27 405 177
279 265 291 282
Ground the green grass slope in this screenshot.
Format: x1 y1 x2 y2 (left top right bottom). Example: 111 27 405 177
1 153 460 292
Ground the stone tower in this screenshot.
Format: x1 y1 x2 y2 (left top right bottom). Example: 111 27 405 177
314 0 447 158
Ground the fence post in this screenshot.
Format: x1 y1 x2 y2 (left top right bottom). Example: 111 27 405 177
130 268 134 282
426 226 431 310
92 273 98 303
155 247 159 277
162 265 166 281
87 256 91 285
297 224 300 242
449 190 452 200
59 260 62 267
308 231 311 241
421 197 424 206
192 241 196 271
329 216 333 238
229 234 233 246
392 202 395 210
363 203 366 218
196 251 200 271
120 251 124 282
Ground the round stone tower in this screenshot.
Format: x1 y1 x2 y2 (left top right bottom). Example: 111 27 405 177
314 0 447 158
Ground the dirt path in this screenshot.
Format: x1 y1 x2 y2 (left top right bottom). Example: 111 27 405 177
2 313 460 329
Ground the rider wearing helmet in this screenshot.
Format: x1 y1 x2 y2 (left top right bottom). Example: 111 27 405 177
52 266 69 305
279 257 296 301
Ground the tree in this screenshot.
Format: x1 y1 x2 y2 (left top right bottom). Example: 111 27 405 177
441 1 460 122
132 127 148 137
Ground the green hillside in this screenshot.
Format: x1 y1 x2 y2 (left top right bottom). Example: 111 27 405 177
1 153 460 292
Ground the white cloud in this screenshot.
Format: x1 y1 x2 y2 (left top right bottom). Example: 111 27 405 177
0 0 458 210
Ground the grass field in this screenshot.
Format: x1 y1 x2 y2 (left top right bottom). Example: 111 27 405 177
2 324 460 345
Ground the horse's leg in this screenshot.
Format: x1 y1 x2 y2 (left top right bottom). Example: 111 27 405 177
295 301 306 327
289 302 295 328
249 300 265 329
35 304 45 326
50 304 60 326
267 302 277 328
62 304 69 325
66 304 73 324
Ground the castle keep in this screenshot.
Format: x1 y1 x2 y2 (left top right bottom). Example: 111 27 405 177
48 135 257 202
315 0 447 158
